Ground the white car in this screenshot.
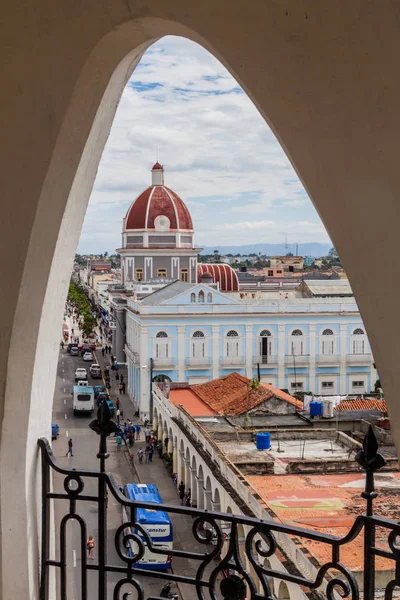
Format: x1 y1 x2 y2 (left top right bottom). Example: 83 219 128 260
82 351 93 362
75 367 87 382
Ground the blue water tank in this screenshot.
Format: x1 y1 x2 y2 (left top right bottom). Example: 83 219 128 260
310 401 322 417
256 432 271 450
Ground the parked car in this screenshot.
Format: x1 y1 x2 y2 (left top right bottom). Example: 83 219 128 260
94 385 106 398
89 364 102 378
75 367 87 382
70 346 79 356
51 423 59 440
77 380 89 387
83 351 93 362
89 342 97 351
106 398 115 415
67 343 75 354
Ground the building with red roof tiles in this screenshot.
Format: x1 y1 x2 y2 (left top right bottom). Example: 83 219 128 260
334 397 387 412
190 372 300 416
197 263 239 292
117 162 202 290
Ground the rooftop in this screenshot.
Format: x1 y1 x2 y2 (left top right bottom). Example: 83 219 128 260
191 372 301 416
335 398 387 412
169 388 216 417
247 471 400 572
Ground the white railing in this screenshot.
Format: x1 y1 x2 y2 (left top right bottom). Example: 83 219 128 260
347 353 372 363
220 356 246 366
152 357 175 368
316 354 340 363
253 355 278 365
284 354 310 366
186 356 212 367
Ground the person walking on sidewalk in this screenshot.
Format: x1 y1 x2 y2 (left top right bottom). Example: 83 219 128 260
122 382 126 394
138 448 143 463
87 536 95 560
116 408 121 424
116 434 122 451
101 347 105 357
178 481 185 505
145 427 151 443
135 424 141 440
66 438 73 457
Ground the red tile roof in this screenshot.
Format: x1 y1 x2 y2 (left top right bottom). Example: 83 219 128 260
190 372 300 416
334 398 387 412
260 382 303 409
169 388 217 416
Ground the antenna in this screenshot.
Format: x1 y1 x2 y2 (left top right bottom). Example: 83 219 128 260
285 233 288 253
296 243 299 256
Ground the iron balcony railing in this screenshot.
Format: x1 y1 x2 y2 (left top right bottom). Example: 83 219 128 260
39 402 400 600
186 356 212 367
152 357 175 368
220 356 246 366
347 353 372 364
252 354 278 365
316 354 340 364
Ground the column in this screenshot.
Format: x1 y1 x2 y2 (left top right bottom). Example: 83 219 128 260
190 467 197 507
178 325 185 381
172 445 178 474
167 438 173 454
157 423 163 441
245 324 253 379
179 450 185 484
196 475 204 509
212 324 220 380
152 415 158 433
204 488 213 511
340 323 347 394
114 307 126 364
309 324 316 394
278 324 286 388
139 326 149 418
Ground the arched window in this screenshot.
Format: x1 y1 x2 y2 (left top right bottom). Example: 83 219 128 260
290 329 304 356
192 330 206 358
259 329 272 361
321 328 334 355
207 292 212 303
155 331 169 359
198 290 205 303
226 330 239 357
352 328 366 354
190 292 196 303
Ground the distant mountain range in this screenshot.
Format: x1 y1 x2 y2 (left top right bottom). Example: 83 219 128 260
200 243 332 257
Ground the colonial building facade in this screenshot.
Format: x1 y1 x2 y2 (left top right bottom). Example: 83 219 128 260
125 281 376 419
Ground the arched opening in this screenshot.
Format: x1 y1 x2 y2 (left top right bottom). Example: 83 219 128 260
213 487 221 512
204 475 212 511
185 447 191 491
321 328 334 355
197 464 205 510
225 330 239 359
290 329 304 356
190 455 198 507
259 329 272 362
198 290 205 303
4 12 400 597
277 580 290 599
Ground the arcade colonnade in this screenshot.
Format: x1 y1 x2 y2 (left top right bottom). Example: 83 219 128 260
2 2 400 597
152 398 303 600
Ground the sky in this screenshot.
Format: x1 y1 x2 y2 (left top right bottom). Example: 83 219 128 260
78 36 331 255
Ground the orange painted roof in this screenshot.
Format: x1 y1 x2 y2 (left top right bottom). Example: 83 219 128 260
248 472 400 571
334 398 387 412
191 372 300 416
169 389 217 416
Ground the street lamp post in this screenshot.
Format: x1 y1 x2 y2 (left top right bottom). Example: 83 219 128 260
149 357 154 423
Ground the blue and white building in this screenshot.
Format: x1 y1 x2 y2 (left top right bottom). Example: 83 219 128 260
125 280 376 418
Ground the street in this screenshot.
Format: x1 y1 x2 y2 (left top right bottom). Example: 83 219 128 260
52 330 175 598
51 314 214 599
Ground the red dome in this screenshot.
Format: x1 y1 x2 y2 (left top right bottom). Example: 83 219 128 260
198 264 239 292
152 162 163 170
125 185 193 231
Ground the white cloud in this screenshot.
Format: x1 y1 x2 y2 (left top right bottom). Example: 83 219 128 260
78 36 330 254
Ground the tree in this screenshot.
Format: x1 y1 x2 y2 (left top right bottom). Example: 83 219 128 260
328 246 338 257
104 251 108 258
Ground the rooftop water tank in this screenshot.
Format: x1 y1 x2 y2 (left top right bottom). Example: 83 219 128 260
322 398 334 419
310 401 322 418
256 432 271 450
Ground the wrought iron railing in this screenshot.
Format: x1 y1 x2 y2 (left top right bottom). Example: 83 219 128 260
39 403 400 599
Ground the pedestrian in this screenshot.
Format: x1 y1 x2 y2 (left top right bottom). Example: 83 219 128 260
87 536 95 560
115 371 119 381
145 427 151 443
185 489 191 507
128 431 134 447
138 448 144 463
116 398 120 411
66 438 73 457
101 347 105 357
145 446 150 463
120 375 124 384
119 383 123 394
71 328 74 335
149 445 154 462
150 434 155 446
116 434 122 451
111 355 115 364
178 481 185 505
115 361 119 372
60 340 64 350
135 424 141 440
122 382 126 394
116 408 121 424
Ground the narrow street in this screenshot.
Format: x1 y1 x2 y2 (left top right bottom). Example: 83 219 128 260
51 315 211 599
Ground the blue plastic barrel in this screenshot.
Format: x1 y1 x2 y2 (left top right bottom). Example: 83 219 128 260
310 401 322 417
256 432 271 450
